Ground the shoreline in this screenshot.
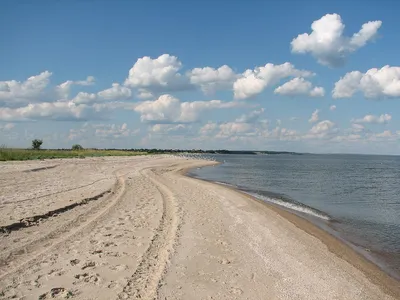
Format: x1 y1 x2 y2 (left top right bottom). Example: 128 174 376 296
1 155 399 299
182 162 400 298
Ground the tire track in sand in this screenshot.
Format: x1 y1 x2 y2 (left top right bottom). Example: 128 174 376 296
0 171 127 280
118 167 180 300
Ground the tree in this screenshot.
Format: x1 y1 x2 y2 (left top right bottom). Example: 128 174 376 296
31 139 43 150
72 144 83 151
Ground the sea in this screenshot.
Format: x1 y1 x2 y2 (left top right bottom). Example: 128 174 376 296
188 153 400 280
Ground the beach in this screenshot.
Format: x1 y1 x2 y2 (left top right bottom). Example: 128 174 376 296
0 156 398 300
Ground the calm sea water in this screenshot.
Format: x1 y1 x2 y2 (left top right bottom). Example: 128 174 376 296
188 154 400 279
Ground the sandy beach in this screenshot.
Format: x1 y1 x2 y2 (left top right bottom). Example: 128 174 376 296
0 156 398 300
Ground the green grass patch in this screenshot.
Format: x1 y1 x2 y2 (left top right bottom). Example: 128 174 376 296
0 147 148 161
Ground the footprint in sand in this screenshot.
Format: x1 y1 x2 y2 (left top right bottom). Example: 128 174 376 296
70 259 80 266
81 261 96 270
38 287 74 299
230 287 243 295
216 239 228 246
219 258 231 265
105 251 121 257
103 241 117 247
110 264 128 271
74 272 100 284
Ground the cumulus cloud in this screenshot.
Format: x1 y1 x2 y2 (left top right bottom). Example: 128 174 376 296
124 54 191 98
351 123 365 133
71 92 97 104
308 109 320 123
0 123 15 131
274 78 325 97
0 71 52 106
235 108 265 123
56 76 95 99
134 94 240 123
305 120 337 139
199 120 300 142
291 14 382 67
330 105 336 111
352 113 392 124
233 63 313 99
94 123 137 138
97 83 132 100
188 65 237 95
69 123 139 140
150 124 188 134
199 122 218 136
0 102 102 122
216 122 253 138
333 66 400 99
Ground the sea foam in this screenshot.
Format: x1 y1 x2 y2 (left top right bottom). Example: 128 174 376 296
246 192 331 221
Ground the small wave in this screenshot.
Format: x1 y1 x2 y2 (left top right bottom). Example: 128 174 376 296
215 181 236 187
246 192 331 221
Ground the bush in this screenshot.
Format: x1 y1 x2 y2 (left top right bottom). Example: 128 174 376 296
32 139 43 150
72 144 84 151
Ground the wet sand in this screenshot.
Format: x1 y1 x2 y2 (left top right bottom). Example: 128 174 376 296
0 156 398 299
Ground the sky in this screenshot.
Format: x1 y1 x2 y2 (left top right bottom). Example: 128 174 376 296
1 0 400 154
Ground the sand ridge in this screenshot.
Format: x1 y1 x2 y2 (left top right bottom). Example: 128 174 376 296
0 156 398 299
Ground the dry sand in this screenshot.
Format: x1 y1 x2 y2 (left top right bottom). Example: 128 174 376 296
0 155 398 299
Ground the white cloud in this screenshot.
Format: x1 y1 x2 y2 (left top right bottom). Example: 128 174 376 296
69 123 139 141
351 123 365 133
235 108 265 123
199 122 218 136
374 130 394 138
200 120 300 142
134 94 241 123
188 65 237 95
0 102 101 121
134 94 181 123
330 105 337 111
179 100 239 123
0 123 15 131
124 54 191 98
150 124 188 134
291 14 382 67
333 66 400 99
95 123 136 138
57 76 95 99
367 130 399 142
264 127 300 141
305 120 337 139
97 83 132 100
216 122 254 138
274 78 325 97
352 114 391 124
308 109 320 123
233 63 313 99
0 71 52 106
71 92 97 104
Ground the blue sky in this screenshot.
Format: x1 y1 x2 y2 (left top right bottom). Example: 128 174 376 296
1 0 400 154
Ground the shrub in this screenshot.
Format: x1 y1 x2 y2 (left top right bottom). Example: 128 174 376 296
72 144 84 151
32 139 43 150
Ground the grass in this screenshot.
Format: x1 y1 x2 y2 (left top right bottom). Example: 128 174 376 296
0 147 148 161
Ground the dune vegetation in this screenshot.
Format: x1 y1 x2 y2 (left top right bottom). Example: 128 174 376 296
0 147 147 161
